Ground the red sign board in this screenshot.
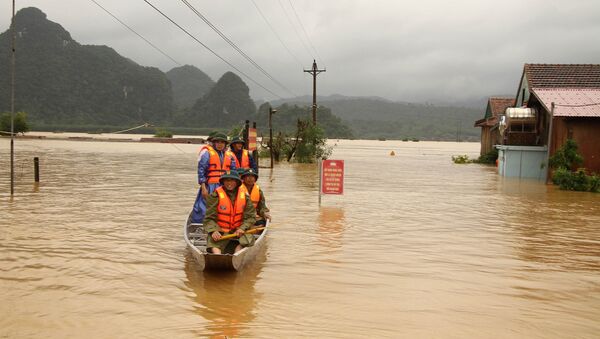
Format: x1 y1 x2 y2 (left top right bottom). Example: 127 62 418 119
321 160 344 194
247 128 257 151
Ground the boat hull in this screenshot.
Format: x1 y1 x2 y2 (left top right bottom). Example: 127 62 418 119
184 214 268 271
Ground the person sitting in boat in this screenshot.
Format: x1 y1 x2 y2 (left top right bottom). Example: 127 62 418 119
191 133 237 223
229 136 258 174
240 168 271 226
204 170 256 254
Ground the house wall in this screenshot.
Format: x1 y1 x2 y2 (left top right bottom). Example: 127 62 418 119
497 145 548 180
551 117 600 173
480 126 490 155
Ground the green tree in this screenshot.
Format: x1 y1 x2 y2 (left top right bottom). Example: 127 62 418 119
294 122 332 163
549 139 583 170
0 112 30 134
255 103 353 139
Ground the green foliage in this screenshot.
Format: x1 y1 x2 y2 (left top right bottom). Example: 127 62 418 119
294 122 332 163
549 140 598 193
474 149 498 164
549 139 583 170
185 72 256 128
0 112 29 134
153 128 173 138
255 103 354 139
0 8 174 127
552 168 599 192
452 155 473 164
228 124 244 139
166 65 215 109
273 97 481 140
590 175 600 193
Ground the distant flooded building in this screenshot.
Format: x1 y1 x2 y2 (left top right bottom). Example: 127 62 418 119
476 64 600 181
474 97 514 155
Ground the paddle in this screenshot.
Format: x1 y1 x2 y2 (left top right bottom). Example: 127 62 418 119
218 227 265 241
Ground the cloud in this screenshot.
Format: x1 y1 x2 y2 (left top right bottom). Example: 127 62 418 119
2 0 599 105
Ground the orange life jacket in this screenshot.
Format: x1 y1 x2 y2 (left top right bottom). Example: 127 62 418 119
215 186 247 232
207 149 234 184
238 149 250 169
241 184 261 209
198 144 214 156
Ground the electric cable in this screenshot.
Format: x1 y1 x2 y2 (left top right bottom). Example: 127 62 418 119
89 0 181 66
287 0 324 65
250 0 304 69
142 0 284 99
179 0 297 97
277 0 313 62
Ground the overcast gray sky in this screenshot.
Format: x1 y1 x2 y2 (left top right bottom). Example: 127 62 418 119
2 0 599 105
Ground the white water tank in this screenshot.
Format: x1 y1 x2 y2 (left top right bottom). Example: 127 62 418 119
505 107 536 119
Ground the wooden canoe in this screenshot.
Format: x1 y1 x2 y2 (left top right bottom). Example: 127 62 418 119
184 213 269 271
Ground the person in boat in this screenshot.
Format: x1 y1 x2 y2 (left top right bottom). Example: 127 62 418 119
191 132 237 223
204 170 256 254
197 130 217 158
240 168 271 226
229 136 258 174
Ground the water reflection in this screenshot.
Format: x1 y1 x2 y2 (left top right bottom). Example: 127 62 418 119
509 193 600 272
183 245 267 338
317 207 345 251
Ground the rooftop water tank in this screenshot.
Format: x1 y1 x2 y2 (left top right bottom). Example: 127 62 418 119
505 107 536 119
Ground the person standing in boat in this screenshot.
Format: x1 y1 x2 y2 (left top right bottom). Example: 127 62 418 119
204 171 256 254
197 130 217 158
240 169 271 226
229 136 258 173
191 133 237 223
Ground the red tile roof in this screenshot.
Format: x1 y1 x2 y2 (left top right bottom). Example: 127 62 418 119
489 97 515 117
524 64 600 88
532 88 600 117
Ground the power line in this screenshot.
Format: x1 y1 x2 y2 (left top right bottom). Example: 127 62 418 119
287 0 324 65
250 0 304 69
89 0 181 66
179 0 297 97
141 0 284 99
277 0 313 62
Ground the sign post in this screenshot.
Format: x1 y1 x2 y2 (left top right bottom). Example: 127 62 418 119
319 159 344 204
247 127 257 151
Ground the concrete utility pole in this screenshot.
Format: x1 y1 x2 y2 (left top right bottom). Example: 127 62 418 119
303 60 325 125
269 107 277 169
10 0 16 196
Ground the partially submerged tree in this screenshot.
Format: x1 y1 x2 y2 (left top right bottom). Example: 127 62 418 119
0 112 30 135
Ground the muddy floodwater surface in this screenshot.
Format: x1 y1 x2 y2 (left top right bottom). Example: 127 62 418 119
1 137 599 338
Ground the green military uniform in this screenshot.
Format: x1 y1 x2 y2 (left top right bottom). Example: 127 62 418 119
240 169 270 225
204 187 256 253
243 183 270 220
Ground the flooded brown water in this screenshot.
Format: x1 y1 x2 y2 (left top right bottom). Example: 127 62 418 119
1 137 599 338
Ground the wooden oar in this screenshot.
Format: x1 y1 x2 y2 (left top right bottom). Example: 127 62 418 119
218 227 265 241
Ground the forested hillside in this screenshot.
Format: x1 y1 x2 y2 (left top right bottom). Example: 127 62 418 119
255 103 354 139
0 7 483 141
166 65 214 110
275 96 482 141
171 72 256 128
0 7 174 126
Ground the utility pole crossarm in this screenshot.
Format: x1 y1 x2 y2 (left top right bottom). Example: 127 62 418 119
303 60 326 125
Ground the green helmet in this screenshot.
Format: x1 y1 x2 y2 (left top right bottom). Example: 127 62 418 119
219 170 241 185
230 136 245 145
206 131 218 142
211 132 228 143
241 168 259 179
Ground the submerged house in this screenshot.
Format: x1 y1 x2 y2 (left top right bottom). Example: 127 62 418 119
474 97 514 155
476 64 600 181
